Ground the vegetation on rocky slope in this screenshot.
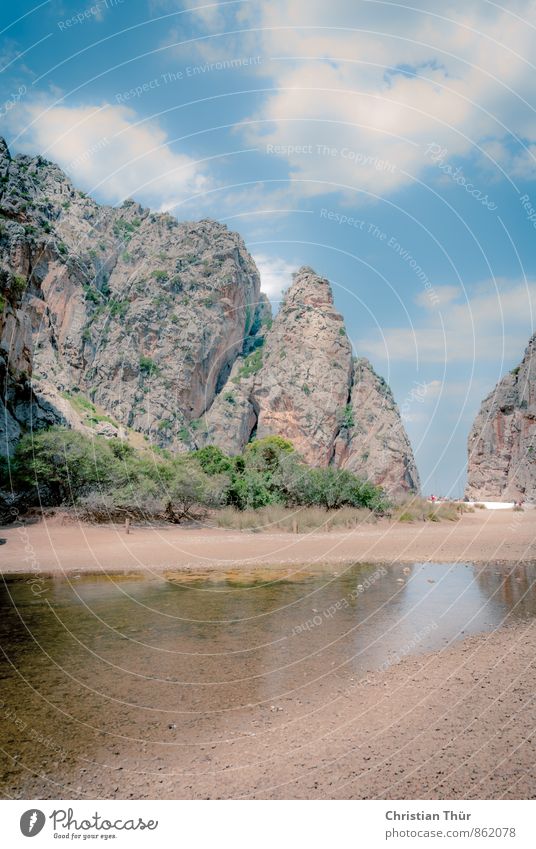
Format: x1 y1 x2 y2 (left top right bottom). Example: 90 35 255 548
1 431 390 523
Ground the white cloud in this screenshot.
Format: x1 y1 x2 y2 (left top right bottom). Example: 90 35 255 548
150 0 227 29
183 0 536 199
8 99 209 207
420 379 443 399
481 139 536 181
360 279 536 364
254 253 296 303
415 284 461 309
181 0 227 30
400 379 443 421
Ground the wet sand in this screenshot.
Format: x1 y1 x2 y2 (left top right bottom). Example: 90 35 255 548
2 619 536 799
0 509 535 575
2 511 536 800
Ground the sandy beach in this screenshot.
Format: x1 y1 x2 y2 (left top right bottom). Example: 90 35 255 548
0 509 535 575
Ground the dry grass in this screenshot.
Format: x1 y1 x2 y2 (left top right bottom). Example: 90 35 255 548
61 498 475 530
212 504 376 533
211 499 475 531
392 497 472 523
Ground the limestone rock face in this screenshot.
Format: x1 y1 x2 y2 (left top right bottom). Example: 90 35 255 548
0 140 41 455
201 357 259 456
200 294 271 454
0 137 260 453
334 358 420 494
466 335 536 500
252 267 353 465
204 268 419 493
0 137 419 494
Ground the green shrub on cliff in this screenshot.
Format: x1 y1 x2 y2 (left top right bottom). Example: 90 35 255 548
139 355 160 376
233 349 263 381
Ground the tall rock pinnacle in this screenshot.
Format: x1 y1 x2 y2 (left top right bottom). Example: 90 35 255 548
253 266 353 465
203 266 419 493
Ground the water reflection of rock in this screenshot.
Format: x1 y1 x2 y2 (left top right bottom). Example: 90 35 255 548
3 563 536 798
0 564 404 718
3 562 535 741
254 562 404 701
473 563 536 623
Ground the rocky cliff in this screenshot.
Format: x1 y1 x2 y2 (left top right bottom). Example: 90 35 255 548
0 137 261 453
0 138 419 494
203 267 420 494
466 334 536 501
334 357 420 492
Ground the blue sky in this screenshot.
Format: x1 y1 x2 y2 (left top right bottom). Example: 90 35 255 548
2 0 536 495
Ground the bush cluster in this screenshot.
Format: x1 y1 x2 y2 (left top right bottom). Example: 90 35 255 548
2 429 389 523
